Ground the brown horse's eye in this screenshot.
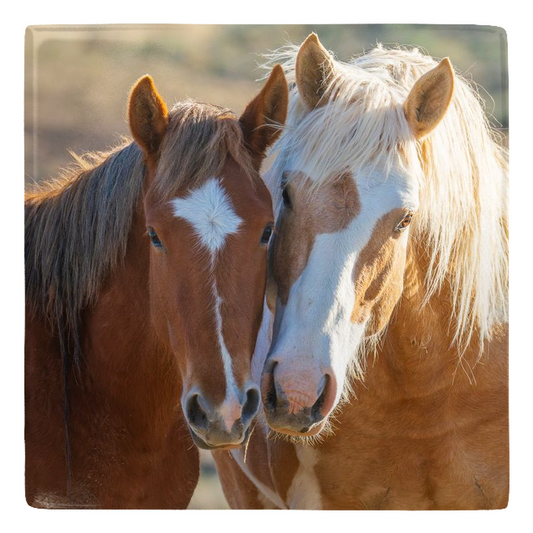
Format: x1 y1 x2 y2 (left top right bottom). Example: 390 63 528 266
147 227 164 248
395 212 413 233
260 224 274 245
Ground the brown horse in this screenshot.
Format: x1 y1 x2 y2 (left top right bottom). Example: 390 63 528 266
213 34 508 509
25 66 288 508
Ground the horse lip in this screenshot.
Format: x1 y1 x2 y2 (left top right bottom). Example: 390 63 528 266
266 417 327 438
188 425 251 451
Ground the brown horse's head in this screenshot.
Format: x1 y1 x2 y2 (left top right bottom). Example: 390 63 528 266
128 67 288 449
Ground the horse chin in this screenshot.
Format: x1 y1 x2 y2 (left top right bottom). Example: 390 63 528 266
268 418 327 438
188 426 251 451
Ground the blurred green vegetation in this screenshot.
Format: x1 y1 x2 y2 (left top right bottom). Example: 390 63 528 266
25 24 507 183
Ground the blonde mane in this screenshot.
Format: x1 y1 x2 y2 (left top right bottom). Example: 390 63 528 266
263 43 508 352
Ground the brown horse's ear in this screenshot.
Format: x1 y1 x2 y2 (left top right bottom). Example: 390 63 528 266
295 33 336 110
128 75 169 156
239 64 288 170
404 58 454 139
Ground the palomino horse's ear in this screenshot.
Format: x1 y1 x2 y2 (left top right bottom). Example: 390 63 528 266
295 33 336 110
128 75 169 156
404 58 454 139
239 64 288 170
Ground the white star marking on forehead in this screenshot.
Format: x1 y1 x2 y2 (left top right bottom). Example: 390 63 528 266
171 178 242 253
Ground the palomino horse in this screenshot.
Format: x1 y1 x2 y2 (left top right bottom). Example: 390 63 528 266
213 34 508 509
25 66 288 508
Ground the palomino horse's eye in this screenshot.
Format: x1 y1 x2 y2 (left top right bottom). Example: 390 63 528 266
282 187 292 208
147 227 164 248
395 212 413 233
260 224 274 245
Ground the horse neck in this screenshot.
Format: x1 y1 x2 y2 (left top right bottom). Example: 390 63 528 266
374 239 489 395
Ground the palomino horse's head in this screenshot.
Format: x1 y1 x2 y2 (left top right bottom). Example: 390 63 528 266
128 67 288 449
261 34 455 437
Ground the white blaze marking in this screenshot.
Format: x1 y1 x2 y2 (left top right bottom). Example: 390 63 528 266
171 178 242 253
172 178 242 405
269 171 416 407
212 278 238 403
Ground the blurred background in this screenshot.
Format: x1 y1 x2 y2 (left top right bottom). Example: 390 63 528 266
24 24 508 508
25 24 508 184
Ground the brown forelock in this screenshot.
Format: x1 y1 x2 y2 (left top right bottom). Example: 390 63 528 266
149 100 255 204
350 208 407 334
271 170 360 305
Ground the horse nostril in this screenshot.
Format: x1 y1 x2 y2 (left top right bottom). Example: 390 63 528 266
241 386 260 424
311 374 329 422
263 373 278 413
185 394 208 431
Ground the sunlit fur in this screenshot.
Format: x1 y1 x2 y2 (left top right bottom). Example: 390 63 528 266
263 43 508 365
24 83 282 507
213 40 508 511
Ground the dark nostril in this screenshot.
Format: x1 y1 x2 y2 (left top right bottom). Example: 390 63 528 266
261 360 278 412
263 371 278 413
310 375 329 422
185 394 208 431
241 387 260 424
